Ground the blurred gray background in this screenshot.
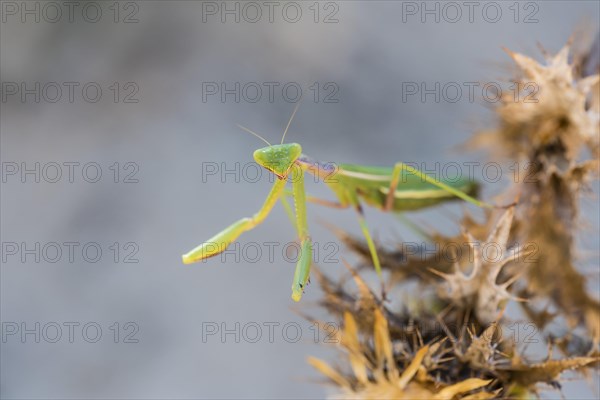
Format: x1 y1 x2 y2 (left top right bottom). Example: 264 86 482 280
1 1 598 398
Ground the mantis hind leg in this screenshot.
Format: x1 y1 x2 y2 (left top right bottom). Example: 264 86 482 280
354 203 382 277
384 162 492 211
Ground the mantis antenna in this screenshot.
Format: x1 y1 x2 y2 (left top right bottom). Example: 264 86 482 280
236 124 272 146
280 99 302 144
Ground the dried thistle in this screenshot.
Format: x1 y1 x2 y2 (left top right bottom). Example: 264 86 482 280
480 42 600 341
479 43 600 161
307 38 600 399
310 268 598 399
309 309 496 400
430 207 525 325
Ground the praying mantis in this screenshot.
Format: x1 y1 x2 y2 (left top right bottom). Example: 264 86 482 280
182 104 490 301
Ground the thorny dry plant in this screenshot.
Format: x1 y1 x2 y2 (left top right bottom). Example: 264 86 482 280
307 38 600 399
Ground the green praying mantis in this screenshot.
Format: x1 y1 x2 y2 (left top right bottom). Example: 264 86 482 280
182 104 492 301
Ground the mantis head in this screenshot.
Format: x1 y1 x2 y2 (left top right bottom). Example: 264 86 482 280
253 143 302 179
241 101 304 179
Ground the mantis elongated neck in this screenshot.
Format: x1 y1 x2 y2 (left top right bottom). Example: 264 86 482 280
295 154 336 180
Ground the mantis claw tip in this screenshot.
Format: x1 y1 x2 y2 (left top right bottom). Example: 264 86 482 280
291 291 302 302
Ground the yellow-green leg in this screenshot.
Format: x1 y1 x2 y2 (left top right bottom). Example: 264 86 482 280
384 162 492 211
282 188 382 277
182 178 287 264
290 169 313 302
354 204 382 276
279 195 297 232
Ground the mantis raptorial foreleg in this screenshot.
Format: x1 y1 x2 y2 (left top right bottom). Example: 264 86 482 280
283 189 382 277
182 178 287 264
384 162 492 211
290 166 313 301
280 196 297 232
283 189 348 209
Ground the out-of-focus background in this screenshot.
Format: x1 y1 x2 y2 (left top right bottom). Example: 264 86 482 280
1 1 598 398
